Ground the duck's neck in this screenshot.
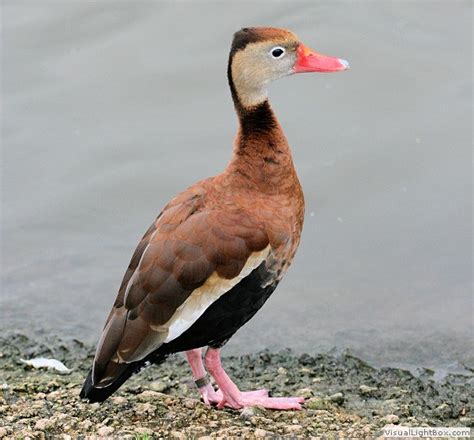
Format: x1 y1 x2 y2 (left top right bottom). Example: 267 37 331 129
225 99 298 193
224 56 299 193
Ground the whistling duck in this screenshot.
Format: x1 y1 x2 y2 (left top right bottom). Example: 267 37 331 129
81 27 348 410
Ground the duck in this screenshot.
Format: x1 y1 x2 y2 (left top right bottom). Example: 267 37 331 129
80 27 349 410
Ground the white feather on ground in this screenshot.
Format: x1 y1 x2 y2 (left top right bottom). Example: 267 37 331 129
20 358 71 374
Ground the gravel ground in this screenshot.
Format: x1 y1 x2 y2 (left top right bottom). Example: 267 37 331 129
0 334 472 439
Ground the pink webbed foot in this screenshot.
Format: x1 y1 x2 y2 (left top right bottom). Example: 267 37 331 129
204 347 305 410
217 393 304 410
206 387 270 406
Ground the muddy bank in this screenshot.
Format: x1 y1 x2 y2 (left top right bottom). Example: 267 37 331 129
0 334 472 438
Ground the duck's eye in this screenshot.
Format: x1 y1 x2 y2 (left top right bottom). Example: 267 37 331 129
270 47 286 59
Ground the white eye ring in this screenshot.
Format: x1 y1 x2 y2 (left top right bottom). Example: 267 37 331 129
270 46 286 59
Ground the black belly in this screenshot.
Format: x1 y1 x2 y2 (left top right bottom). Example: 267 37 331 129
157 261 279 355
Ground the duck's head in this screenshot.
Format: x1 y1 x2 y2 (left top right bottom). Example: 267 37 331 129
229 27 349 109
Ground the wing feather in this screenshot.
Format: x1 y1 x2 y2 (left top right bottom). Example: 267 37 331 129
91 180 270 387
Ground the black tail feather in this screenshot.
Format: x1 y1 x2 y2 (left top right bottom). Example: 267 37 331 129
80 362 140 403
80 351 169 403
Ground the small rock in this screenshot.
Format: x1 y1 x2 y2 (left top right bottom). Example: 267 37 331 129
329 392 344 405
110 396 127 405
434 403 452 419
135 402 155 416
359 385 378 396
285 425 303 433
189 425 206 434
135 427 153 435
0 427 7 437
240 406 257 419
277 367 287 375
305 397 327 410
387 386 409 398
459 417 473 427
46 390 61 401
383 414 399 424
254 428 268 438
35 418 55 430
183 398 200 409
299 353 314 365
170 431 186 439
149 380 168 392
80 420 93 430
296 387 313 398
137 390 164 402
97 425 114 436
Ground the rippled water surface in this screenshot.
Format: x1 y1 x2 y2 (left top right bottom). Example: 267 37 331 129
2 1 472 371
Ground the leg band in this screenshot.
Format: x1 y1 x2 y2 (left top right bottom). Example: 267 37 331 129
194 374 210 389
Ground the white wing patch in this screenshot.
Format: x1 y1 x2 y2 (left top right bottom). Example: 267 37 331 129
159 245 271 343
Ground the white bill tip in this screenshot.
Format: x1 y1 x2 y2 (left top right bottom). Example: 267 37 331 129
338 58 350 69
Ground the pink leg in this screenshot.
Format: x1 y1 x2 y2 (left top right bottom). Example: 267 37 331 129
204 347 304 410
185 348 220 405
185 348 269 406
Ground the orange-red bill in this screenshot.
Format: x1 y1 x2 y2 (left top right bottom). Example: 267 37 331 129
294 44 349 73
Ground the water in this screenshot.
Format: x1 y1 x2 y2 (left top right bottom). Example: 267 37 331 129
2 1 472 372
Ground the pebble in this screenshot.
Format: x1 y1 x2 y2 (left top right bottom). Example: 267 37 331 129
434 403 452 419
97 425 114 436
305 397 327 410
296 387 313 398
80 420 93 430
254 428 268 437
0 428 7 437
329 392 344 404
383 414 399 424
135 402 155 415
135 427 154 435
35 418 55 430
149 380 168 393
359 385 378 396
459 416 472 427
183 398 200 409
137 390 164 402
285 424 303 433
240 406 258 418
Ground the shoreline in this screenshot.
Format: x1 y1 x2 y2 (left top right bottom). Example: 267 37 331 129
0 333 472 438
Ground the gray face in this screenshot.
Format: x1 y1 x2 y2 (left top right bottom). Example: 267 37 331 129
231 40 299 107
